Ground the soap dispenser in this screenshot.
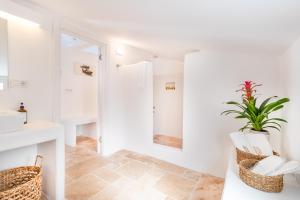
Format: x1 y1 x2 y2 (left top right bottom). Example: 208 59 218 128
18 102 27 124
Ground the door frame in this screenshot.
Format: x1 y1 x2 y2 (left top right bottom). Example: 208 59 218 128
58 28 107 154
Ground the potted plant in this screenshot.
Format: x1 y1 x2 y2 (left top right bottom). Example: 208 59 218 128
222 81 289 135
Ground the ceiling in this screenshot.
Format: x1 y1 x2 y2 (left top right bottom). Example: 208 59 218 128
61 33 99 55
17 0 300 60
61 33 87 48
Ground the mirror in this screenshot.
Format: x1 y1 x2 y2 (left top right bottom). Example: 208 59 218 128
153 59 184 149
0 17 8 90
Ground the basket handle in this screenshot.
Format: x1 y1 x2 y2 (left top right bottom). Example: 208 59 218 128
35 155 43 168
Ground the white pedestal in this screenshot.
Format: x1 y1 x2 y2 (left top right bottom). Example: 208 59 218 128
222 148 300 200
0 121 65 200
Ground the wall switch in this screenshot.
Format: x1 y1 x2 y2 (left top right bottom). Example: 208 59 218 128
64 88 73 92
9 80 28 88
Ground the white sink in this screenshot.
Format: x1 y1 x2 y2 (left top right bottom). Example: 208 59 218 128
0 111 24 134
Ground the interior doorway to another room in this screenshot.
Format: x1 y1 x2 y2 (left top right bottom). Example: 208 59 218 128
153 58 184 149
60 32 104 153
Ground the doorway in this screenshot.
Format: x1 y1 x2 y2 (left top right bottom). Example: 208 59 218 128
60 32 104 153
153 58 184 149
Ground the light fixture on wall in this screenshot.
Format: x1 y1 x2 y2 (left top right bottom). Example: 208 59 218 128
0 10 39 27
115 47 124 56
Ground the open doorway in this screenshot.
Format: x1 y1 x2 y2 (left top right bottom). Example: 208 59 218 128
153 58 184 149
60 32 104 153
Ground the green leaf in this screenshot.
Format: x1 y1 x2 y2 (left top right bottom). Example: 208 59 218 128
263 121 281 128
258 96 277 111
235 115 247 119
263 125 281 132
239 121 253 132
243 100 258 117
262 118 288 128
239 125 252 132
270 105 284 112
221 110 246 116
262 98 289 114
256 114 266 123
226 101 246 110
270 118 287 123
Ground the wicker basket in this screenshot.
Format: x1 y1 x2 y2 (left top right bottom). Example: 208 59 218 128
239 159 283 193
236 148 279 164
0 155 43 200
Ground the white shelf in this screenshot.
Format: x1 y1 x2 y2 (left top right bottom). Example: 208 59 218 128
61 116 98 147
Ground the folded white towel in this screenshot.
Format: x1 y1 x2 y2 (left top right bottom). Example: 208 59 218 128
230 132 273 156
230 132 255 154
245 133 273 156
251 155 286 176
269 160 300 176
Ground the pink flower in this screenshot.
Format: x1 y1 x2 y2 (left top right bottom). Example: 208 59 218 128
236 81 260 101
244 81 252 100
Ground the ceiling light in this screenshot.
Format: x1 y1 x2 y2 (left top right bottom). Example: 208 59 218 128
0 10 39 27
116 47 124 56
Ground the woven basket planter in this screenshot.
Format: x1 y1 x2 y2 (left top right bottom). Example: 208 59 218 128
0 156 42 200
236 148 279 164
239 159 283 193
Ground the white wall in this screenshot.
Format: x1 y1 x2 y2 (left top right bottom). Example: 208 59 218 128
153 58 183 76
103 48 282 177
0 16 54 122
117 61 154 153
102 43 153 155
182 51 281 176
153 58 183 138
60 44 98 118
280 37 300 161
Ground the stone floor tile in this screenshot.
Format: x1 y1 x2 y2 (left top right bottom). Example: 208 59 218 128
66 174 107 199
154 160 186 175
89 185 121 200
93 167 121 183
116 160 149 180
155 174 196 200
66 156 110 179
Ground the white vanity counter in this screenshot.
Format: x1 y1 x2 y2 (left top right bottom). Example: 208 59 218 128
0 121 65 200
222 150 300 200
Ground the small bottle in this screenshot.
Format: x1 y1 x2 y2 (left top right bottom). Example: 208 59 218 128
18 102 28 124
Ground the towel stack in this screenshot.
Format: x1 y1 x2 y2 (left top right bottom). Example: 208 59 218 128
230 132 300 176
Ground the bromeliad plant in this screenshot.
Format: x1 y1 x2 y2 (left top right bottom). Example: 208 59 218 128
222 81 289 132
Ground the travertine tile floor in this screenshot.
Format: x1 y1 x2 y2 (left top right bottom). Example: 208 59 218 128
153 134 183 149
65 136 224 200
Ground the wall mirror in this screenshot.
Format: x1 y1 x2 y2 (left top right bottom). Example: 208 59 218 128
0 17 8 90
153 59 184 149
